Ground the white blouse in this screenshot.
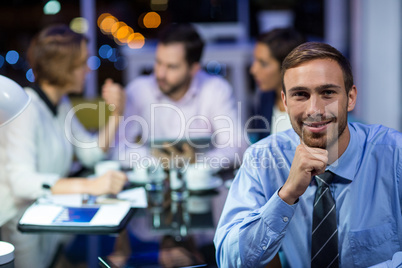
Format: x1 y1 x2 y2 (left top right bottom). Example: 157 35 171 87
270 105 292 134
0 87 105 225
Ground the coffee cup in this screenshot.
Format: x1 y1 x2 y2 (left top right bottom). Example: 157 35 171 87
95 160 121 176
184 164 215 190
148 165 165 182
0 241 14 267
130 166 149 183
187 195 212 214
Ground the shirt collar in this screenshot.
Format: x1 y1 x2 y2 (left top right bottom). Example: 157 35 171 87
153 71 201 103
183 70 201 99
32 84 58 116
327 123 362 182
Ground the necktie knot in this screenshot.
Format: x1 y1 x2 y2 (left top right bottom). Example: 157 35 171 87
315 171 334 188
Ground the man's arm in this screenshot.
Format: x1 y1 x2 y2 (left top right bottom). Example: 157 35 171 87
369 252 402 268
110 81 150 169
214 149 297 267
214 143 328 267
369 155 402 267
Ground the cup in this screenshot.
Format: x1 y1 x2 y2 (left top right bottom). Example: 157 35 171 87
169 169 183 190
0 241 14 268
130 166 149 183
184 164 215 190
145 165 166 191
134 166 148 178
148 165 165 183
187 195 212 214
94 160 121 176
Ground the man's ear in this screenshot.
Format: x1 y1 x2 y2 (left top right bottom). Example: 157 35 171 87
190 62 201 76
281 91 288 113
347 86 357 112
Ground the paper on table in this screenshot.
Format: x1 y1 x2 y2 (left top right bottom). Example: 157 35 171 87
36 194 83 207
19 204 64 225
90 203 131 226
52 207 99 226
116 187 148 208
19 202 132 227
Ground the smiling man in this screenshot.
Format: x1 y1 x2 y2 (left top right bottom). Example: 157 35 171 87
214 42 402 267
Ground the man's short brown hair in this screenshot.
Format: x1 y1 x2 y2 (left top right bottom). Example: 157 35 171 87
158 23 204 66
281 42 354 94
27 24 88 88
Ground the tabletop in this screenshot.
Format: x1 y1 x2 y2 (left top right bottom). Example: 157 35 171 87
102 168 232 268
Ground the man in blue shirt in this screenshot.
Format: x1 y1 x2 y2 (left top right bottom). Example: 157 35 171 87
214 42 402 267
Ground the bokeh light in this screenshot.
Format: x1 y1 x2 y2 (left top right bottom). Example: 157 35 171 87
5 50 19 65
70 17 89 34
143 12 161 28
26 69 35 82
98 13 148 48
99 44 113 59
97 13 111 28
87 56 101 70
43 0 61 15
0 55 4 68
111 21 126 36
108 49 118 62
127 33 145 49
116 25 134 43
114 57 127 71
206 61 226 76
99 15 118 34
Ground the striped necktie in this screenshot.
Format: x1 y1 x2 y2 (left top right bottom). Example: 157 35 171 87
311 171 339 268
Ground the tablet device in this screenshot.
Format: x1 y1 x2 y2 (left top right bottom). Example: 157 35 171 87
149 136 211 151
18 202 135 234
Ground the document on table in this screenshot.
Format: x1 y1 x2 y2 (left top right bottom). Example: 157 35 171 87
19 202 132 227
36 194 84 207
116 187 148 208
19 187 147 229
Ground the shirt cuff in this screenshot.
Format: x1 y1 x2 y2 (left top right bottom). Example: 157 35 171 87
41 174 59 193
260 188 298 234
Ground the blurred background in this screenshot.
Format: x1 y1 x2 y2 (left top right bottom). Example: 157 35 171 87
0 0 401 131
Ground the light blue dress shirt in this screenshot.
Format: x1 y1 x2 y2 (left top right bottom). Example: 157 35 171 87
214 122 402 268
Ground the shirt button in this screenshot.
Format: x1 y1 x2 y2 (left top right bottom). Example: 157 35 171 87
283 216 289 222
262 246 267 250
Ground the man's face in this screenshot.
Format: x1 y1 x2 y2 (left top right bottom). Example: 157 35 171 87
282 59 356 149
154 43 194 98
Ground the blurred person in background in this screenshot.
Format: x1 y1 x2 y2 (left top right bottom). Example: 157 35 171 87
0 24 126 267
249 28 305 142
112 23 244 170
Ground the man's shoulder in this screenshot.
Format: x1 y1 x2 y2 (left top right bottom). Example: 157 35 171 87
350 122 402 147
247 128 299 155
196 71 232 92
126 75 155 93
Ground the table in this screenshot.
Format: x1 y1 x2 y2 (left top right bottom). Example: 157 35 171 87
16 168 232 268
101 170 231 268
17 192 138 268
